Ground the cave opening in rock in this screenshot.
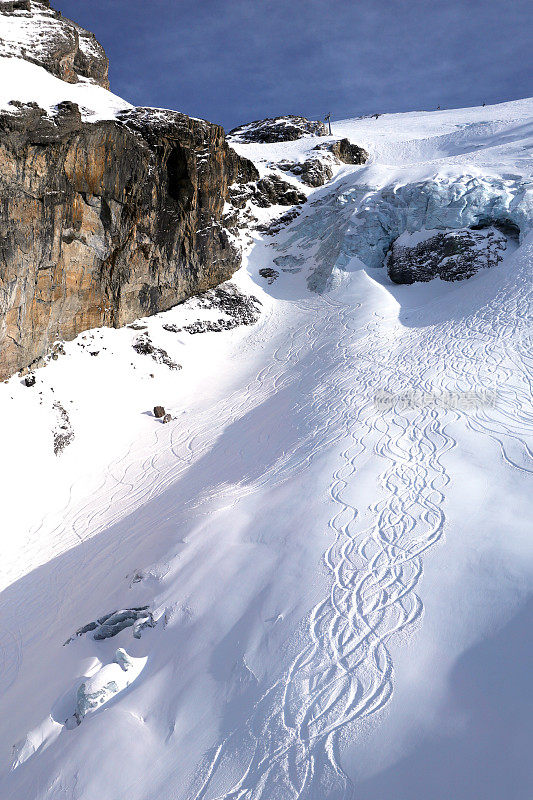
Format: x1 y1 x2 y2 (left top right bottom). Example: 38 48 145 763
166 144 193 208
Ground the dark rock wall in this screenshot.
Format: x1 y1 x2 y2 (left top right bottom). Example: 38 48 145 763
0 103 257 379
386 226 508 284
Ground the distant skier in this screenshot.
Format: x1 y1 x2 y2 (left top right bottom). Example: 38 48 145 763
324 113 332 135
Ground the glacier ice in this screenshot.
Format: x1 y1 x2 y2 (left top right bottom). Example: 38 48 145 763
279 172 533 290
64 607 154 644
72 648 146 725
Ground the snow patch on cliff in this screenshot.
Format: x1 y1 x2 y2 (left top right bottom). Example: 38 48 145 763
0 56 131 120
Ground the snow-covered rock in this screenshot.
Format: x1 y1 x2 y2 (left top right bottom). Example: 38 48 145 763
228 114 328 143
277 156 334 187
0 0 109 87
386 225 510 283
315 136 369 165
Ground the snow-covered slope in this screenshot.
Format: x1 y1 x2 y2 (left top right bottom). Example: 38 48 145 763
0 98 532 800
0 55 131 119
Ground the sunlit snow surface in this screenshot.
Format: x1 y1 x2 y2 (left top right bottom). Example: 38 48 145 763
0 98 532 800
0 55 132 119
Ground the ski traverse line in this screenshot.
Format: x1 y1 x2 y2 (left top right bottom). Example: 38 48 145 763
0 296 341 701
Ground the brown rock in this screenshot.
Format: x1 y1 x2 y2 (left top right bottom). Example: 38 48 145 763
0 103 257 380
153 406 165 418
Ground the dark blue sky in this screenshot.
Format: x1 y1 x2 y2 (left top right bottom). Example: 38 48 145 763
58 0 532 131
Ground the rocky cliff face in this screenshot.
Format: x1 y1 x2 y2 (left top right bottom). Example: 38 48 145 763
0 0 109 87
0 100 258 380
0 2 259 380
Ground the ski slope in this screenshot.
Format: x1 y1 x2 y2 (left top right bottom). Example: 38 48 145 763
1 98 532 800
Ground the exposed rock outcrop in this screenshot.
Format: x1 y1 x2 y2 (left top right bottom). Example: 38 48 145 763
132 334 180 370
256 207 303 236
180 283 261 334
228 172 306 209
274 138 368 189
228 115 327 143
53 400 73 454
258 268 279 285
0 0 110 87
277 157 333 187
253 175 307 207
314 137 369 165
0 98 257 380
386 226 508 284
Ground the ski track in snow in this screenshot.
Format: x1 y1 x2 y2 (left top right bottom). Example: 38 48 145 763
187 263 532 797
